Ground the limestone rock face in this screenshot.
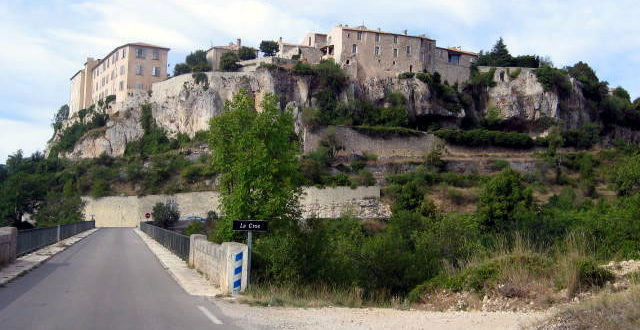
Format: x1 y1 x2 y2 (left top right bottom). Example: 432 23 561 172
64 108 144 159
485 67 590 129
352 77 465 119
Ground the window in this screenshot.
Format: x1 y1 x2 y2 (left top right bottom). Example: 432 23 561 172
394 35 398 43
152 66 161 77
374 46 380 55
406 45 411 56
136 48 145 58
375 33 380 42
95 83 98 91
152 50 160 60
122 48 126 58
357 31 362 40
352 44 357 54
448 54 460 65
136 64 143 75
120 65 125 75
115 52 119 61
346 33 350 38
111 71 115 79
393 48 398 57
119 81 124 91
135 82 143 89
308 37 311 46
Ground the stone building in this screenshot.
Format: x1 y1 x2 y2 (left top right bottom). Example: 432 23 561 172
275 37 323 64
69 42 169 116
320 25 437 80
206 39 241 71
434 47 477 85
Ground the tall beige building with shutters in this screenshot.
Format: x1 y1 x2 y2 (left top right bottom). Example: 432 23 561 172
69 42 170 115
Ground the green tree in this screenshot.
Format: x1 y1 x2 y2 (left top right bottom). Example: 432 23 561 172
173 50 211 76
209 90 301 240
237 46 257 60
218 52 240 71
259 40 279 57
151 201 180 228
52 104 69 133
613 154 640 196
477 168 533 231
173 63 192 76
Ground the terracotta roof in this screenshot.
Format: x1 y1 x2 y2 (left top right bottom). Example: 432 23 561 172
92 42 170 69
337 25 435 41
438 47 477 56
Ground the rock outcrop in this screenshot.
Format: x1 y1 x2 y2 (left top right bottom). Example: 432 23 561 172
483 67 590 130
54 66 596 159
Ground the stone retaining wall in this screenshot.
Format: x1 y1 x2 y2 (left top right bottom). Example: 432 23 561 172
84 186 390 227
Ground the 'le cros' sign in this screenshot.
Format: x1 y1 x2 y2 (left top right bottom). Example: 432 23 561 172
232 220 268 232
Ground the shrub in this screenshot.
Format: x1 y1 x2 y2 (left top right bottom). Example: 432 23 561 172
192 72 209 89
490 159 510 171
357 169 376 186
613 154 640 196
151 201 180 228
219 52 240 71
398 72 415 79
237 46 257 60
477 168 533 232
576 259 614 289
508 67 522 79
184 220 204 236
293 61 315 75
535 65 571 97
433 128 534 149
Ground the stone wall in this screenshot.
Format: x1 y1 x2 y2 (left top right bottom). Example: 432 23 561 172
0 227 17 267
188 234 248 294
303 126 441 158
83 186 390 227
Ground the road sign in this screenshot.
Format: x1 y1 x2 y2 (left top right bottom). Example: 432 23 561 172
145 213 151 219
232 220 268 232
232 220 268 288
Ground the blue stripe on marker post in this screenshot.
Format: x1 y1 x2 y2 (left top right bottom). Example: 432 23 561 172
234 266 242 275
235 252 243 262
233 279 241 288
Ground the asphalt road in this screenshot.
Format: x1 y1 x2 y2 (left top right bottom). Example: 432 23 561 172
0 228 241 330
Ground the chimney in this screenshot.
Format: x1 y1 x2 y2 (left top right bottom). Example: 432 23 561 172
237 38 241 47
278 36 283 43
403 29 408 35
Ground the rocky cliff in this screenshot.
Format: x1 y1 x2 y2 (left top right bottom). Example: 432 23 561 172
53 66 594 159
482 67 590 131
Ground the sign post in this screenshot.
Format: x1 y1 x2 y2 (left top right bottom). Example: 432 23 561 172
232 220 268 288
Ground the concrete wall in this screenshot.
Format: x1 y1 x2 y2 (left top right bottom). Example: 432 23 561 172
84 186 390 227
188 235 248 294
0 227 17 267
303 126 441 158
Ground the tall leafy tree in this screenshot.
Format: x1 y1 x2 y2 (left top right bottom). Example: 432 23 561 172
259 40 279 57
237 46 258 60
209 89 301 240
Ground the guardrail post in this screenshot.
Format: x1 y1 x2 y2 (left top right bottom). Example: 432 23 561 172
57 225 61 242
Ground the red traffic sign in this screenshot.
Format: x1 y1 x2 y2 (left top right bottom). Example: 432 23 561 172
145 213 151 219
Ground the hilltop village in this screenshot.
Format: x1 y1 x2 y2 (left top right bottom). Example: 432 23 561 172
68 24 476 115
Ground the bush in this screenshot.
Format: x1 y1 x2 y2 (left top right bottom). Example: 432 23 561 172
219 52 240 71
151 201 180 228
259 40 279 57
576 259 614 289
237 46 257 60
398 72 415 79
184 220 204 236
433 128 534 149
535 65 571 97
357 169 376 186
613 154 640 196
477 168 534 232
293 61 315 75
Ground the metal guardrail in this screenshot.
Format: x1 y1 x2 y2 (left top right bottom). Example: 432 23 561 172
16 220 95 257
140 222 190 261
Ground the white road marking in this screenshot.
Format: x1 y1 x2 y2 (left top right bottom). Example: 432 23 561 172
198 305 223 325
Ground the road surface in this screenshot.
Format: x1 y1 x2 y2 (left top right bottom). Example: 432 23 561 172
0 228 240 330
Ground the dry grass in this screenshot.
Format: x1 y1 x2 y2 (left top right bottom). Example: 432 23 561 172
532 285 640 330
238 283 407 308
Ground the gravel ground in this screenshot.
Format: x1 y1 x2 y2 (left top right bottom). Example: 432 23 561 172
213 299 547 330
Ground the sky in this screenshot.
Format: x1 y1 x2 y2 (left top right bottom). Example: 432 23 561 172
1 0 639 163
